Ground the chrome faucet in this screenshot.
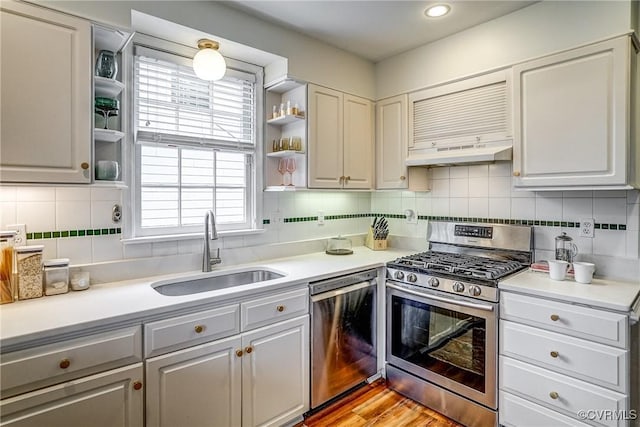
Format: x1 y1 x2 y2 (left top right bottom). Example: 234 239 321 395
202 210 221 272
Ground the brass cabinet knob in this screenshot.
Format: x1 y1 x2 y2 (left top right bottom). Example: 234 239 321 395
276 305 285 312
245 346 253 354
400 175 406 181
513 171 521 177
194 325 205 334
81 162 89 170
133 381 143 391
59 358 71 369
550 351 559 358
549 391 559 400
339 176 345 183
550 314 560 321
235 349 243 357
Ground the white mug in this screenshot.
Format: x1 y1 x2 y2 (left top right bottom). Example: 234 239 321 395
573 262 596 284
548 260 571 281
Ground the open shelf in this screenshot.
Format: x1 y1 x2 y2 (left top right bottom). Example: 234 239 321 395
267 114 305 126
95 76 125 98
94 128 124 143
266 150 305 158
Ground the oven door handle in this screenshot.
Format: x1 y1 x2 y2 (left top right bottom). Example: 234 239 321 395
386 283 495 312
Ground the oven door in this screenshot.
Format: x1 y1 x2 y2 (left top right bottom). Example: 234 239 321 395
386 281 498 409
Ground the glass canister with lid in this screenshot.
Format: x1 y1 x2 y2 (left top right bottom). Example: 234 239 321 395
0 231 17 304
43 258 70 296
15 245 44 300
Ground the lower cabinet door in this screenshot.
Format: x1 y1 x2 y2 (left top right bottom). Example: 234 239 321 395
145 335 242 427
242 315 309 427
0 363 143 427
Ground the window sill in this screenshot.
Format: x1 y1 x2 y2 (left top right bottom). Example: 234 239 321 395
121 228 265 245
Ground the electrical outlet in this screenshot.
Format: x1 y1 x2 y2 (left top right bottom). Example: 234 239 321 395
270 211 282 225
7 224 26 245
317 211 325 225
579 218 595 238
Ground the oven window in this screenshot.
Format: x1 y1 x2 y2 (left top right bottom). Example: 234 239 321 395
390 295 486 392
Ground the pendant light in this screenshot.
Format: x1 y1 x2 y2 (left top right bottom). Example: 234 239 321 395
193 39 226 81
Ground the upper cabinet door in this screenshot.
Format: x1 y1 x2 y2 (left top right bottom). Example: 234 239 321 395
0 0 91 183
307 84 343 188
343 94 373 189
512 36 633 190
376 95 408 189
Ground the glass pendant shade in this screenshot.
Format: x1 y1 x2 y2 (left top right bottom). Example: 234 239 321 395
193 39 226 81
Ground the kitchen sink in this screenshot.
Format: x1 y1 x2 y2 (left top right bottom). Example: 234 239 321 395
152 269 285 296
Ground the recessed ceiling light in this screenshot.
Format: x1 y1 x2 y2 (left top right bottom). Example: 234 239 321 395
425 4 451 18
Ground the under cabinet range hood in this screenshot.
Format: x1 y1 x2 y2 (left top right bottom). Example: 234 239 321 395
405 140 513 167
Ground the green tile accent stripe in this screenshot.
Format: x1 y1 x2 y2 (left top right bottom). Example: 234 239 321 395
26 228 122 240
263 213 627 231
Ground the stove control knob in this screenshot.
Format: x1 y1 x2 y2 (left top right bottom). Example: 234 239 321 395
427 277 440 288
394 271 404 280
468 285 481 297
453 282 465 293
407 273 417 283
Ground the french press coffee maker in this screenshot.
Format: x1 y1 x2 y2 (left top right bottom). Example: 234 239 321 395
555 232 578 263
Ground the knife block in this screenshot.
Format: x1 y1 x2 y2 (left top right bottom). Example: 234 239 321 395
365 227 387 251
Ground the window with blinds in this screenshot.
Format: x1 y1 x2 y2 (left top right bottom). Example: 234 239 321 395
133 45 260 236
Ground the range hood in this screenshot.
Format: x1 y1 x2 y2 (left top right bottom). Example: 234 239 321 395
405 141 512 167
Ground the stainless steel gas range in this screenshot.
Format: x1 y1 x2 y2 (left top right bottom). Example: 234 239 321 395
385 221 533 427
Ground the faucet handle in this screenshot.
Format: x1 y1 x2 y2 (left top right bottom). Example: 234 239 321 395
211 248 222 265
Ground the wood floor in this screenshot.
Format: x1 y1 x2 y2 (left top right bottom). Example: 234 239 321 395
300 380 463 427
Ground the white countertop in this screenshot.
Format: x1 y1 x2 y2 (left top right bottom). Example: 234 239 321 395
0 247 413 350
499 269 640 313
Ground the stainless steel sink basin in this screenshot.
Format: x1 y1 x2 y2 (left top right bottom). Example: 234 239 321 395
152 269 285 296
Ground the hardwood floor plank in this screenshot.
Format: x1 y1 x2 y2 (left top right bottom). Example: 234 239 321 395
302 380 463 427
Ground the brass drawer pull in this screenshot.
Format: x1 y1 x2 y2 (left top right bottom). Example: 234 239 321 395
549 391 559 400
513 171 521 177
400 175 406 181
81 162 89 170
550 351 559 358
133 381 143 391
550 314 560 321
276 305 285 312
59 358 71 369
245 346 253 354
235 349 243 357
194 325 205 334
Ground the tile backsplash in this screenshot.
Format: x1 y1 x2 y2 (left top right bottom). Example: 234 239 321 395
1 161 638 279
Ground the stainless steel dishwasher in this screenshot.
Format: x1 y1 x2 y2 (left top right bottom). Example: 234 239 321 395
309 269 378 409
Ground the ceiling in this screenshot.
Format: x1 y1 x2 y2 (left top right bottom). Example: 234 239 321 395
223 1 538 62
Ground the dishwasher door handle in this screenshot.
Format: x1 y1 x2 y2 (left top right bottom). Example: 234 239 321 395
311 280 375 302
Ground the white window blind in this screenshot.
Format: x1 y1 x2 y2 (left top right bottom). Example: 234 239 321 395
133 45 258 236
412 81 508 147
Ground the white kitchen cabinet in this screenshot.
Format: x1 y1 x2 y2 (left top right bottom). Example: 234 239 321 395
307 84 373 189
375 95 408 189
242 316 309 427
499 291 636 427
0 0 92 183
145 335 242 427
512 34 639 190
145 289 310 427
0 363 144 427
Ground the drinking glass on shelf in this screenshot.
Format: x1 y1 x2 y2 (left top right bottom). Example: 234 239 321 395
286 158 296 187
277 158 287 186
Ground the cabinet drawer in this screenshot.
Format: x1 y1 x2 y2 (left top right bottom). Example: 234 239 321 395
501 321 627 392
500 391 591 427
0 325 142 398
241 288 308 331
500 356 628 427
501 292 627 348
145 304 240 358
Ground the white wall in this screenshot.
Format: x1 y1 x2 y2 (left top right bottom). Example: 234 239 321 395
376 1 635 99
36 0 376 98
